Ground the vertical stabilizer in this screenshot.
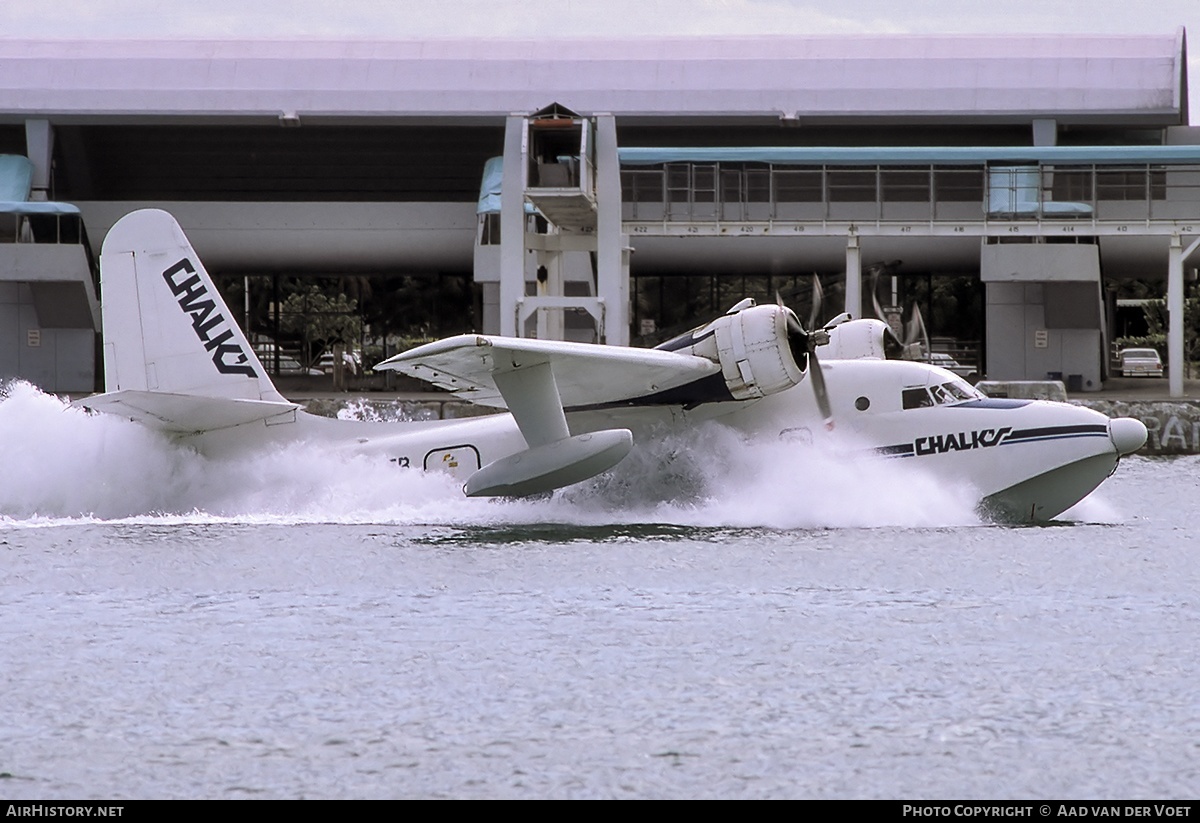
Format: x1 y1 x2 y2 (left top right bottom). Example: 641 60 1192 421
100 209 285 403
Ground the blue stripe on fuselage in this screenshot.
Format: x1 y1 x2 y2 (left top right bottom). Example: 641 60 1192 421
950 398 1032 410
879 422 1108 459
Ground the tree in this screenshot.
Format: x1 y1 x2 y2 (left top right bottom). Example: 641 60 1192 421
278 285 362 367
1115 278 1200 377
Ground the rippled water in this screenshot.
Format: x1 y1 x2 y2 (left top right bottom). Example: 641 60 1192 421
2 382 1198 799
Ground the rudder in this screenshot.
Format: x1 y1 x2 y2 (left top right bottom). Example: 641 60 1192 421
99 209 285 403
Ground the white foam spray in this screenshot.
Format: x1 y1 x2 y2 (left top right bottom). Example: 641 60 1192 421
1 382 981 529
553 420 984 528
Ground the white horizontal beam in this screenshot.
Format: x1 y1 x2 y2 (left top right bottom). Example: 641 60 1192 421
517 296 605 327
624 220 1200 239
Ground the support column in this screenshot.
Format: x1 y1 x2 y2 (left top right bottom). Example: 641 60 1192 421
845 235 862 320
499 115 526 337
1169 235 1200 398
24 119 54 201
535 231 565 340
1031 118 1058 147
1168 235 1184 397
595 114 628 346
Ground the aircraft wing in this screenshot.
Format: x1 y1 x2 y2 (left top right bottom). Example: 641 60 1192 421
375 335 720 410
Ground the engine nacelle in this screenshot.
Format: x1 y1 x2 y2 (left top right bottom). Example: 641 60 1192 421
821 318 891 360
683 303 805 400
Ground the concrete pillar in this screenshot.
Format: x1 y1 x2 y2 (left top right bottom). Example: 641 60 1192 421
1168 236 1184 397
595 114 628 345
535 231 565 340
1032 119 1058 147
499 115 526 337
845 235 861 320
1169 236 1200 397
24 119 54 201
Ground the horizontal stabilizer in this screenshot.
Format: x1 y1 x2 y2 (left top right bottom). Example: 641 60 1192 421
375 335 719 410
75 390 299 434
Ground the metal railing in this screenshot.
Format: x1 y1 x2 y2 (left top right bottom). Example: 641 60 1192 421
0 211 87 245
621 162 1200 228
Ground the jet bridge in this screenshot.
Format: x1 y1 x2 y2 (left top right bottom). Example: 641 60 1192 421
475 104 629 346
523 107 597 231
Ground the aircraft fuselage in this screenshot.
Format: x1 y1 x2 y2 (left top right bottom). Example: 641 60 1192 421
728 359 1142 521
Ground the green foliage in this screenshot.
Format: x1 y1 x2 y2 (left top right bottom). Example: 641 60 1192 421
1112 334 1165 354
903 274 985 343
278 285 362 364
358 274 474 338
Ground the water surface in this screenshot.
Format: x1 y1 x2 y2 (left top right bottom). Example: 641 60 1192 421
2 383 1197 799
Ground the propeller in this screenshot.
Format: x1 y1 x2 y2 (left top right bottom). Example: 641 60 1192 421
808 272 824 332
778 291 837 431
904 301 931 361
868 260 928 360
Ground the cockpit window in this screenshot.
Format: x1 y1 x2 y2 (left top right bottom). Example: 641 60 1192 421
942 379 985 401
903 380 985 410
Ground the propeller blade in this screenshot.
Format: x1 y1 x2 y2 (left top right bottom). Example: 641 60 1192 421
777 294 835 431
780 303 811 374
808 346 834 431
822 311 851 330
868 260 910 356
905 302 930 358
784 305 803 335
870 265 888 326
808 273 823 332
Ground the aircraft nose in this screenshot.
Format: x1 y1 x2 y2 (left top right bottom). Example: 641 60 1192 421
1109 417 1148 456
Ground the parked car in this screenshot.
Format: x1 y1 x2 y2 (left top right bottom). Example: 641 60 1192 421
274 355 323 376
1118 348 1164 378
316 350 362 375
252 339 323 376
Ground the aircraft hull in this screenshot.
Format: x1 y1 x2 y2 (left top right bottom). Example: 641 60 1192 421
726 361 1142 523
978 452 1117 522
182 409 527 487
865 405 1124 521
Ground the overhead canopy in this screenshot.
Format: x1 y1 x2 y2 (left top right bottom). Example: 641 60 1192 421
476 156 503 214
476 156 538 215
0 154 81 216
0 33 1186 124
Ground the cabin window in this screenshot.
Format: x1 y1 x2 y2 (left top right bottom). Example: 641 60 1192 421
902 388 933 409
855 396 870 411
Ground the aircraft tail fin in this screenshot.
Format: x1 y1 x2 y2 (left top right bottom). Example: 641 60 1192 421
97 209 286 404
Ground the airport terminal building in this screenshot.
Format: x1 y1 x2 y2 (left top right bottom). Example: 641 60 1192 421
1 32 1198 395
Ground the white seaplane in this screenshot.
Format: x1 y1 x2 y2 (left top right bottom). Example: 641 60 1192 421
78 209 1147 522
